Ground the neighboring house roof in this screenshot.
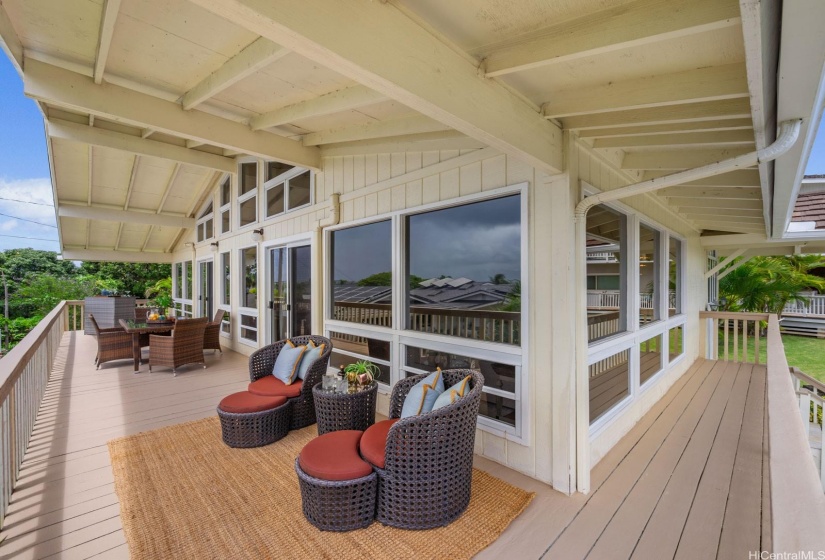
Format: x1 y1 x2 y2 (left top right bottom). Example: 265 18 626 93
333 278 514 310
790 192 825 231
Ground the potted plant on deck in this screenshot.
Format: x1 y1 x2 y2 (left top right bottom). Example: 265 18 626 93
343 360 381 390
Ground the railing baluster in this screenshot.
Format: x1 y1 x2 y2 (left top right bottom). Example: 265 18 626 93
723 319 729 361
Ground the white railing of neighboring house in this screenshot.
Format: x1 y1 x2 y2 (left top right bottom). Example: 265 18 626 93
0 301 68 524
587 290 677 310
783 294 825 316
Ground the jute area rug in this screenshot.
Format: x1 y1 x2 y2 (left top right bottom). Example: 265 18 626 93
108 417 534 560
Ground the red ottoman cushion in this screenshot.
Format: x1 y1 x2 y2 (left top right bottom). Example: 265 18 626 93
248 376 303 398
359 418 399 469
299 430 373 481
218 392 287 414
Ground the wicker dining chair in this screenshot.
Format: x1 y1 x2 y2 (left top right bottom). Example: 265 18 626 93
248 335 332 429
374 368 484 530
148 317 208 375
89 314 133 369
203 309 226 353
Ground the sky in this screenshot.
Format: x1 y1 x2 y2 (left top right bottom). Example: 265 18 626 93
0 53 59 252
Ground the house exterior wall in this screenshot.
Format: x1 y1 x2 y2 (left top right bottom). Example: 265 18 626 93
172 141 706 490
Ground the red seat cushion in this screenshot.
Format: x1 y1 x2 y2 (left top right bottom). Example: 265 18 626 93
248 376 303 398
299 430 373 481
359 418 399 469
218 392 287 414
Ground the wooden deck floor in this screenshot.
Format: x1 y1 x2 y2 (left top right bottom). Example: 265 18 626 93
0 333 768 559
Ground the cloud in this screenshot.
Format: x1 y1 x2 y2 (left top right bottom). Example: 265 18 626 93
0 178 59 251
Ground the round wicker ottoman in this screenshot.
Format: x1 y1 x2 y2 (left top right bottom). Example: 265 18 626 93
217 392 291 448
295 430 377 531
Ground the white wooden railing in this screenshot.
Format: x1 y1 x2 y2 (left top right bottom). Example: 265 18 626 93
587 290 677 310
783 294 825 316
791 367 825 492
0 301 67 525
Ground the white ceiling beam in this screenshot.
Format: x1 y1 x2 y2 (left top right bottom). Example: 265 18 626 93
0 0 23 74
641 169 761 186
24 59 321 170
61 249 174 264
181 37 289 110
186 139 205 149
319 131 486 157
593 130 755 149
87 145 94 205
673 199 765 211
544 64 748 119
47 118 235 173
250 85 384 131
578 119 754 139
622 148 752 170
695 222 765 234
660 188 763 200
93 0 121 84
303 115 451 146
141 128 154 139
187 0 563 174
563 99 752 130
689 214 766 224
123 155 141 210
682 208 765 219
58 204 195 228
481 0 740 77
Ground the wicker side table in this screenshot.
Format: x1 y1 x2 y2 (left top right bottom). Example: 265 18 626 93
312 382 378 435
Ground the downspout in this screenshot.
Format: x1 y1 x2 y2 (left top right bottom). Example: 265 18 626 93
572 118 801 493
313 193 341 334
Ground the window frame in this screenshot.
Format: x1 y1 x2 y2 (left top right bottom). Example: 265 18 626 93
582 182 688 437
219 174 232 235
237 160 258 230
172 260 194 318
237 244 259 347
218 250 231 338
263 165 314 219
323 183 529 442
196 198 215 243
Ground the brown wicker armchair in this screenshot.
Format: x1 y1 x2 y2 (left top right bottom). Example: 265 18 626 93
375 368 484 530
148 317 208 376
89 314 133 369
248 335 332 429
203 309 225 353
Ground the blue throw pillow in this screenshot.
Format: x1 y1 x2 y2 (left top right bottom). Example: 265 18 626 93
432 375 472 411
272 342 307 385
400 369 445 418
295 341 325 381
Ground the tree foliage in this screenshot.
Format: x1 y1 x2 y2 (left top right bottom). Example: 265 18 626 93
79 262 171 297
357 271 425 289
719 255 825 315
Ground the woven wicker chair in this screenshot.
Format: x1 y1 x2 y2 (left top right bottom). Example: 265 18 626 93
89 314 133 369
248 335 332 429
149 317 208 376
203 309 225 353
375 368 484 530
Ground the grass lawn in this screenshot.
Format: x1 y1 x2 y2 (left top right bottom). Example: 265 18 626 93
718 333 825 382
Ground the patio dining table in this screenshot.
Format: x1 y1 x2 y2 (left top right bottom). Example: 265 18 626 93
118 319 175 373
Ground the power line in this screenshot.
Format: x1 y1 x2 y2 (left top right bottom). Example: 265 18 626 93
0 211 57 228
0 196 53 207
0 234 58 242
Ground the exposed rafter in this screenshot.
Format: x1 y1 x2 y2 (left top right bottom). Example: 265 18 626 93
641 169 760 186
621 148 752 170
563 98 751 130
25 59 321 170
47 119 235 173
93 0 121 84
58 204 195 228
250 85 384 131
303 115 451 146
0 0 23 74
593 130 755 149
61 249 173 264
181 37 289 110
672 199 764 211
123 155 141 210
544 64 748 119
187 0 563 174
578 119 754 139
660 188 762 200
481 0 740 77
319 131 486 157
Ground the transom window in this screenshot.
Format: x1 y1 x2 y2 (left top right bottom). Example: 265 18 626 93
265 165 313 218
238 162 257 228
219 176 231 234
196 201 214 242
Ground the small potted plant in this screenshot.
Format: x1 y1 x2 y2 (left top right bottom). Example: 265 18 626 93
343 360 380 389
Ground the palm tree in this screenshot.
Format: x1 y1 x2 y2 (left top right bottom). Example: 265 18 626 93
719 256 825 316
489 273 508 285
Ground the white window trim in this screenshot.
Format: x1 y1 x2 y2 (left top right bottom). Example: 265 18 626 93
238 243 259 347
237 159 259 230
263 166 314 219
218 174 232 236
172 261 194 316
582 181 689 438
261 232 314 345
322 183 529 443
196 197 215 243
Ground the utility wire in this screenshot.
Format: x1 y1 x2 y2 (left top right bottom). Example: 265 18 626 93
0 196 53 207
0 234 58 242
0 211 57 228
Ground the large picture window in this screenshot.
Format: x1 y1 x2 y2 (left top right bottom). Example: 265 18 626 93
586 205 627 343
639 223 660 326
405 195 521 345
239 246 258 343
330 220 393 327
